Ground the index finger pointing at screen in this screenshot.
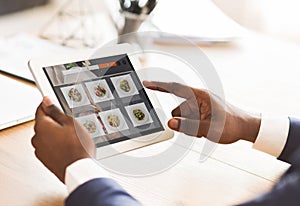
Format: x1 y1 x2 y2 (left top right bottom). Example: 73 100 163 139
143 81 197 99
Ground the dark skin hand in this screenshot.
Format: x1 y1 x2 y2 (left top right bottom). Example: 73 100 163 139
31 97 96 183
143 81 261 144
32 82 261 183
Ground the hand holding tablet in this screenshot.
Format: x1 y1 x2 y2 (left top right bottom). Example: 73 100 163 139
29 44 173 159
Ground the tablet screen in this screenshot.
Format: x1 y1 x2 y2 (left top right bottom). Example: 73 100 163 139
43 54 164 147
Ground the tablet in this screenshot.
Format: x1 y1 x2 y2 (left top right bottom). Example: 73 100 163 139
29 44 173 159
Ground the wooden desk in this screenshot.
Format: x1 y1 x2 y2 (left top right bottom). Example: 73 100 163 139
0 35 296 206
0 122 66 206
0 120 289 206
0 39 294 203
0 3 298 205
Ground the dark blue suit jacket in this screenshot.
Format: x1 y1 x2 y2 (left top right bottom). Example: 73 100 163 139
66 118 300 206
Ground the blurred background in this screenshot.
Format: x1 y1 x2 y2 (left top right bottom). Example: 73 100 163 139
1 0 300 45
212 0 300 45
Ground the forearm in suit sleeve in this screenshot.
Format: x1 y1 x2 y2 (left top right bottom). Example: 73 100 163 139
238 148 300 206
65 178 142 206
278 117 300 163
237 118 300 205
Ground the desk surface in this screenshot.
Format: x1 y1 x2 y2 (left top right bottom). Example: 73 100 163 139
1 2 300 205
0 37 293 204
0 120 289 206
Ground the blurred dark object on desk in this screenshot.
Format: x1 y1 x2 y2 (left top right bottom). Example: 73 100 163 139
118 0 157 35
0 0 49 15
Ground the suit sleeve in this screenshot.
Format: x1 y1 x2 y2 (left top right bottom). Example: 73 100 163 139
237 118 300 206
65 178 142 206
238 149 300 206
278 117 300 163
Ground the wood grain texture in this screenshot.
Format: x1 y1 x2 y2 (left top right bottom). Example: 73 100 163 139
0 122 286 206
0 122 67 206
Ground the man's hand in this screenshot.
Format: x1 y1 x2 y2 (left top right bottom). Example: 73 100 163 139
31 97 96 183
143 81 261 144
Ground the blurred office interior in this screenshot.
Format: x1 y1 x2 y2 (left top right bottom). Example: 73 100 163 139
0 0 299 45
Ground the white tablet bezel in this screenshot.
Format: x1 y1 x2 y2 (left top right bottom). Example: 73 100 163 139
28 44 174 159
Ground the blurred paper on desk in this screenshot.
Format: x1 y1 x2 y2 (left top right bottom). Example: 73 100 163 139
0 33 73 82
151 0 245 44
0 75 41 130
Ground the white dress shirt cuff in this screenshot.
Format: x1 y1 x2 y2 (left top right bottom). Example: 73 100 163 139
65 158 109 194
253 114 290 157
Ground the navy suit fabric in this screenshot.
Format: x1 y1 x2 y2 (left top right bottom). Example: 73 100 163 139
65 178 141 206
239 117 300 206
66 118 300 206
278 117 300 163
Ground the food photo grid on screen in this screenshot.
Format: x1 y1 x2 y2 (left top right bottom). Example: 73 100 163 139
43 54 164 147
